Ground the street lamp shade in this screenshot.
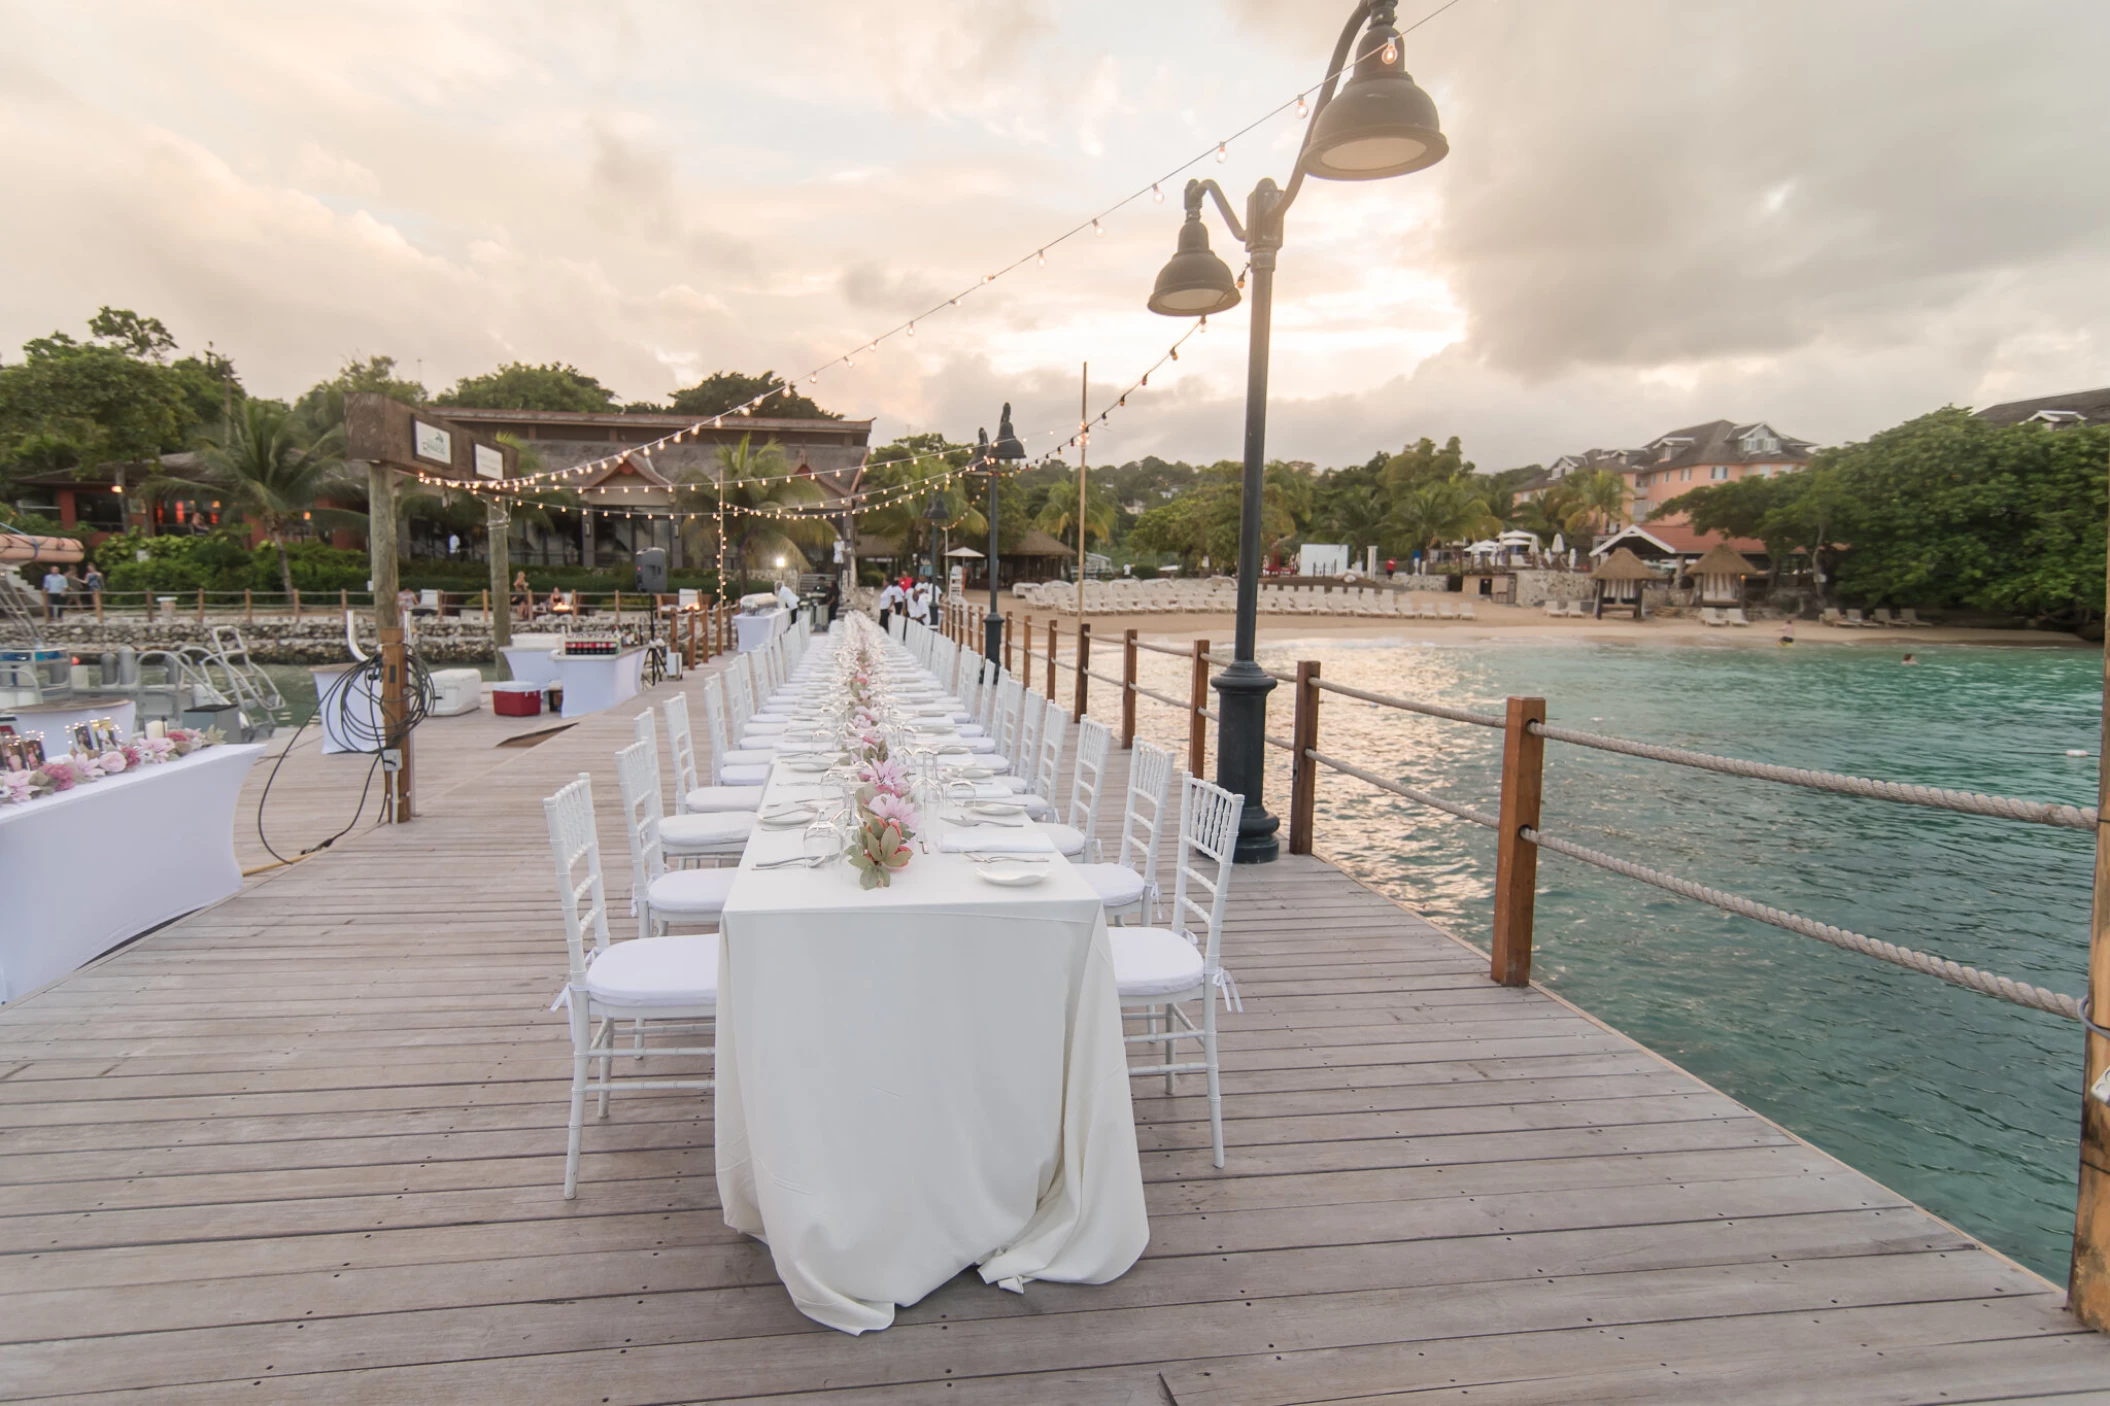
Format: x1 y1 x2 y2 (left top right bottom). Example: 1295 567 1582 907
1302 14 1447 181
992 403 1027 461
1147 214 1242 318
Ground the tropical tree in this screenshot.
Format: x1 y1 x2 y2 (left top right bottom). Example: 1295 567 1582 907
436 362 617 413
151 399 364 598
665 371 840 422
1566 467 1631 535
1034 474 1117 554
1515 479 1593 545
674 436 833 593
1386 477 1499 558
291 354 427 440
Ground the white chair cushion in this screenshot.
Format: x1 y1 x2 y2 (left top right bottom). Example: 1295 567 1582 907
1039 823 1088 858
721 763 770 785
660 811 755 849
967 737 998 753
725 747 775 765
647 868 736 917
1020 793 1056 820
1076 863 1146 910
586 933 718 1008
1110 926 1204 1000
742 717 788 733
688 785 765 812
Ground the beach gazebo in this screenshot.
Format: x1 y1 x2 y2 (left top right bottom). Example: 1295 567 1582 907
1589 546 1657 619
1687 542 1758 606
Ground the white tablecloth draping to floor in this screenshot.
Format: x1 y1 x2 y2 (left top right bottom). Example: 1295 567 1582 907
713 639 1147 1334
308 665 381 754
500 645 564 687
734 608 790 653
554 650 644 719
0 743 263 1002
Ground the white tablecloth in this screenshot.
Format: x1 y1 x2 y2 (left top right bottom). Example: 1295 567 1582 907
0 697 137 752
500 645 564 687
555 650 644 719
309 666 379 754
0 744 263 1002
713 639 1146 1333
734 608 790 653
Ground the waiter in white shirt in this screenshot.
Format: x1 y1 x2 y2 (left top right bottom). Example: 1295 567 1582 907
908 581 932 627
876 581 903 632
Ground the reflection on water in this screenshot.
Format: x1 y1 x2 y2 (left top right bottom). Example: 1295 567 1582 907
1127 637 2098 1281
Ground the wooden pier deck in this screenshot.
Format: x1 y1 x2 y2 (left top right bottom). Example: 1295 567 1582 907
3 657 2108 1403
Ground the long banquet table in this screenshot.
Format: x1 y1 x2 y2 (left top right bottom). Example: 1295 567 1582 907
0 743 263 1002
713 623 1147 1333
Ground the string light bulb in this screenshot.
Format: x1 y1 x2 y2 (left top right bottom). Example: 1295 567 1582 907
1296 94 1308 118
1093 218 1103 236
1216 143 1227 163
907 322 916 337
1153 182 1164 203
1382 37 1399 64
1037 249 1046 267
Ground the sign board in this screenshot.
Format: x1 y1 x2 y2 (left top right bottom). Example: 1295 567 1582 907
342 394 517 483
412 421 452 464
1299 542 1351 577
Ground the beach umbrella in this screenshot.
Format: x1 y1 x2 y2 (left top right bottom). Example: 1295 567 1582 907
1551 533 1565 555
944 545 985 558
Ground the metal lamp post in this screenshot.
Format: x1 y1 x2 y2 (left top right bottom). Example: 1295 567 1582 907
1144 0 1447 862
982 404 1027 668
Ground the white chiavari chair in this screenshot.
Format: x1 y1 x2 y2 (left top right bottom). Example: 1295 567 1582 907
615 740 737 942
647 699 755 858
544 773 716 1199
1036 716 1111 860
1072 739 1177 923
1111 773 1244 1166
643 706 761 813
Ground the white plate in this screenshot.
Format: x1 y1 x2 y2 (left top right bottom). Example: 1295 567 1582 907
972 801 1029 817
975 865 1047 887
759 809 818 829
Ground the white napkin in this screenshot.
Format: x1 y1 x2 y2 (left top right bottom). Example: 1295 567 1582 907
938 828 1056 854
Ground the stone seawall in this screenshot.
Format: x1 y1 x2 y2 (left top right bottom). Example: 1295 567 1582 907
24 617 663 665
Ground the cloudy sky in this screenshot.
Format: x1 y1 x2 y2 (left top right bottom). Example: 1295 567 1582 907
4 0 2107 471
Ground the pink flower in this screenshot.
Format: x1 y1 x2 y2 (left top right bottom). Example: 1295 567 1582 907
40 760 78 791
1 772 34 805
858 758 909 795
865 791 919 834
97 751 128 775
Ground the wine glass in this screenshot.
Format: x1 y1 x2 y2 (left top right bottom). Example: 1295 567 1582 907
802 813 846 869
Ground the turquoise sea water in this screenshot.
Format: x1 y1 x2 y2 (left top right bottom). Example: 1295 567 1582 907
1130 638 2101 1282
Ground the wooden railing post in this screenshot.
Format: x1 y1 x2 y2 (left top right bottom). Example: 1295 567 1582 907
1491 696 1547 987
1073 622 1091 721
1046 618 1059 695
1022 615 1034 678
195 587 205 624
293 587 302 623
243 588 252 625
1004 613 1014 674
1188 638 1210 777
1289 660 1321 855
1120 628 1138 749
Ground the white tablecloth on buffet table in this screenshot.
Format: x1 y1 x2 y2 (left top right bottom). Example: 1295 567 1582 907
308 666 380 754
0 743 263 1002
714 678 1146 1333
734 607 790 653
0 697 137 753
554 649 643 718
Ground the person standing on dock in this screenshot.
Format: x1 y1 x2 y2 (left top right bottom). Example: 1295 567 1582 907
40 564 67 620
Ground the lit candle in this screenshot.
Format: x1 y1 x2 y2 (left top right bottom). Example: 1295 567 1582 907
146 720 166 739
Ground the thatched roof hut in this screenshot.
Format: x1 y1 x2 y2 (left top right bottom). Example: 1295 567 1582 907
1589 546 1657 618
1687 542 1760 605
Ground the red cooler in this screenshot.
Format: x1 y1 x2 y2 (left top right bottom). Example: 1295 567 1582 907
493 681 543 717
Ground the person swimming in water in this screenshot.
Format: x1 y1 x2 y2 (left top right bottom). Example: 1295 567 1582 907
1779 618 1796 646
1902 653 1918 665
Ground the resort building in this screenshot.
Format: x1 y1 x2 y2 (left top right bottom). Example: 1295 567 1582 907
1517 419 1816 527
1975 386 2110 427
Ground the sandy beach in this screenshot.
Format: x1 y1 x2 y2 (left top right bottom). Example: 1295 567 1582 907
988 600 2088 649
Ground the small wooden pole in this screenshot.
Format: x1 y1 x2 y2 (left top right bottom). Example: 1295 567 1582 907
195 587 205 624
1188 638 1211 778
94 591 103 626
339 587 347 614
243 588 252 625
1023 615 1034 677
292 587 302 623
1046 618 1059 695
614 589 622 628
480 588 489 625
1004 613 1014 674
1073 622 1091 721
1120 628 1138 749
1491 696 1547 987
1288 660 1322 855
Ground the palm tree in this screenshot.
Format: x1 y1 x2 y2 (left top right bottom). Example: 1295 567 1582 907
1568 468 1631 536
1033 476 1116 555
673 436 832 595
153 399 364 598
1387 478 1498 559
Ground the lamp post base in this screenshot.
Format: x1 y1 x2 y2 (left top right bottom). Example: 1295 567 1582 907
1213 660 1280 863
984 612 1004 671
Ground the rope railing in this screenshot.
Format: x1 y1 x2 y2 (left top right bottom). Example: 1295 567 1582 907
1313 677 1506 729
1307 747 1500 829
1530 721 2097 831
1133 639 1191 659
1132 683 1187 709
1523 825 2083 1022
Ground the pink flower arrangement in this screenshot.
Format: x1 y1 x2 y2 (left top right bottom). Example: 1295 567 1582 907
1 771 35 806
95 750 128 776
864 790 919 834
39 759 81 792
858 758 909 796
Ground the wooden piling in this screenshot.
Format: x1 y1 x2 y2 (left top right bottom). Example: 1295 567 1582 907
1288 661 1321 855
1491 696 1547 988
1188 638 1210 777
1120 628 1138 749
